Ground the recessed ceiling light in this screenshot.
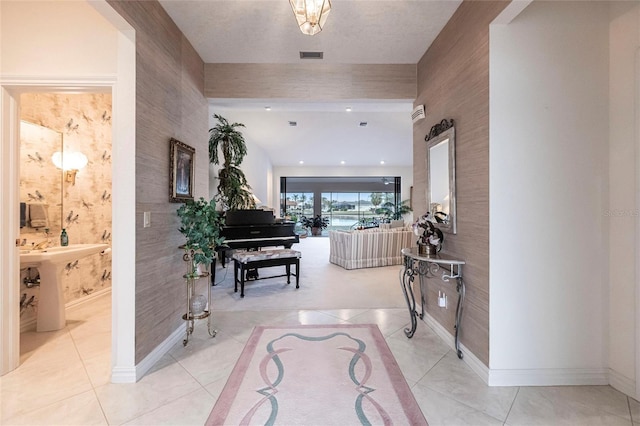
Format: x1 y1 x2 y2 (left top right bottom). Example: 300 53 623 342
345 107 352 112
380 160 385 165
340 160 345 165
265 106 271 111
299 160 304 164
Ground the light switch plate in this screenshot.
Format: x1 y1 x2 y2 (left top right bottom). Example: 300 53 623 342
143 211 151 228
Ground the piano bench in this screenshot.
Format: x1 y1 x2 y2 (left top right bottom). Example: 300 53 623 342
231 249 301 298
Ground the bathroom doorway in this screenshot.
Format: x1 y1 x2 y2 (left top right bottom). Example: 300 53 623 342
0 79 136 379
1 0 137 379
18 93 114 333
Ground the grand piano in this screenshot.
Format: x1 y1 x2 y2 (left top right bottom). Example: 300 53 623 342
218 209 299 268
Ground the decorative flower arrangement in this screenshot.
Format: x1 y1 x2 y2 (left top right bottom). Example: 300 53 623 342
412 212 444 249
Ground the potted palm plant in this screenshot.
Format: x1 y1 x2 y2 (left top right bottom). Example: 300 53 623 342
377 199 412 222
177 197 225 269
209 114 255 210
300 214 329 236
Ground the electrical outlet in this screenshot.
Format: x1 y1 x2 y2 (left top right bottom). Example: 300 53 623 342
438 291 447 308
143 211 151 228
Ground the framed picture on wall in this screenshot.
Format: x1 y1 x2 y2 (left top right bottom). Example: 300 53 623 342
169 138 195 203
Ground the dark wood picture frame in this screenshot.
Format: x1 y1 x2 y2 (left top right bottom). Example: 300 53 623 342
169 138 195 203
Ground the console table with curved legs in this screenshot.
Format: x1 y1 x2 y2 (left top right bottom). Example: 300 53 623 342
400 247 466 359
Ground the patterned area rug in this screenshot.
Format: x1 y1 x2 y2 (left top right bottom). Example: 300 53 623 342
206 324 428 425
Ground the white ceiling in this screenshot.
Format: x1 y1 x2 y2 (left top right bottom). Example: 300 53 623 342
209 100 414 167
159 0 462 167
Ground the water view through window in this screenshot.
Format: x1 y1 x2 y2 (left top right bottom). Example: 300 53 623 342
280 176 401 235
321 192 395 229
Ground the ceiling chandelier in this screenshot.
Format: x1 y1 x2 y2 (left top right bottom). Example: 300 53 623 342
289 0 332 36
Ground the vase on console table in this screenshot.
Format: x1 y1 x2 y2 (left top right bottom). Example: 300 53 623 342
418 243 437 256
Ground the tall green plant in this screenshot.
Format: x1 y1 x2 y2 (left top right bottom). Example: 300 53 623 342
370 192 383 210
377 199 412 220
208 114 255 210
177 198 225 265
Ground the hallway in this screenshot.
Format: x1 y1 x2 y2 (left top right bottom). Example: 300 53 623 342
1 237 638 425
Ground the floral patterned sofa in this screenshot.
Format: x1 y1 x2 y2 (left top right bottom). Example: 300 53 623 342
329 226 417 270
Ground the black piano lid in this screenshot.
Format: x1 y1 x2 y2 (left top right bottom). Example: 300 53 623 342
224 209 275 226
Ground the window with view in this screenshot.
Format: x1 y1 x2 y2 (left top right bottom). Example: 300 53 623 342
280 176 401 235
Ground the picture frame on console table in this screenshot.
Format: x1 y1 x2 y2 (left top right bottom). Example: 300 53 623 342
169 138 195 203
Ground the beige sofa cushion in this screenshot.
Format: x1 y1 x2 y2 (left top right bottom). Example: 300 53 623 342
329 228 417 270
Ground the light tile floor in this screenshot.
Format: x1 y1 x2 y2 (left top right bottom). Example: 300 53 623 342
2 292 639 426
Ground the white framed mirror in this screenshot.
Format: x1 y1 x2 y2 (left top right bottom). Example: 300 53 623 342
425 119 456 234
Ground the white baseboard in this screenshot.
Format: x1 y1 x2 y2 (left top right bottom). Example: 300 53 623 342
110 365 137 383
111 324 183 384
487 368 609 387
20 287 112 333
421 312 489 383
609 368 636 396
420 313 609 387
18 284 182 385
131 324 184 382
66 287 111 309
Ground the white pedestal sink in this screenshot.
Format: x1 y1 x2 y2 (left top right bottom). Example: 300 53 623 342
20 243 109 332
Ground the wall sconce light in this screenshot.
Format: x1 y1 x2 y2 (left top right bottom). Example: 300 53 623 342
51 151 88 185
289 0 332 36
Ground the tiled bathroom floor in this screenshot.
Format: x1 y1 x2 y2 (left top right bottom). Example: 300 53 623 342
1 291 639 425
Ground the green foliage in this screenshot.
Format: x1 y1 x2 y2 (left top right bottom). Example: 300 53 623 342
208 114 254 210
216 165 255 210
177 197 225 265
300 214 329 230
370 192 383 208
208 114 247 166
377 199 412 220
321 196 332 211
356 217 380 229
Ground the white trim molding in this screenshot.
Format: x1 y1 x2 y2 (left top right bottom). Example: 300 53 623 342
487 368 609 387
110 365 137 384
421 313 489 384
492 0 533 26
635 46 640 402
111 324 181 383
0 76 116 90
119 324 184 383
109 27 137 384
0 87 21 376
609 368 637 398
421 313 610 387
